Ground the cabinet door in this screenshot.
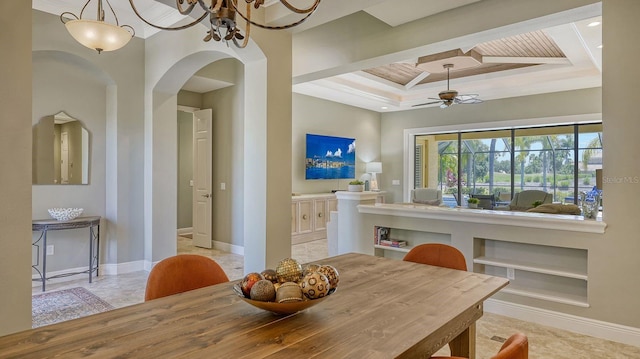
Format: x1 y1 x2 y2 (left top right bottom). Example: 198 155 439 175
314 199 327 232
298 200 313 234
291 202 298 235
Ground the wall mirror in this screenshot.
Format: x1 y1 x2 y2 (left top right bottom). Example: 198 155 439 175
32 111 90 185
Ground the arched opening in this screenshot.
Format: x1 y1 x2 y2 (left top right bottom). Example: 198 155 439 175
145 46 268 273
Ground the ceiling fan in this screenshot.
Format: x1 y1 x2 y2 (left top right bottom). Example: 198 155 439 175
413 64 483 108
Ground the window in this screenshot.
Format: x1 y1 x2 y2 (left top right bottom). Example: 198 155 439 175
414 123 603 208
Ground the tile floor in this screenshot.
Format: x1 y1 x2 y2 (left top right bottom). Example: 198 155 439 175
32 237 640 358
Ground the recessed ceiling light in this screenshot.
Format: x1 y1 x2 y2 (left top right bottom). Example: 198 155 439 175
597 44 603 49
381 106 389 110
588 21 601 27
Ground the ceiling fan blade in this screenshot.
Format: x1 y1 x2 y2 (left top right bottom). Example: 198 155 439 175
460 98 484 104
412 100 443 107
455 97 483 104
455 94 479 101
454 94 483 104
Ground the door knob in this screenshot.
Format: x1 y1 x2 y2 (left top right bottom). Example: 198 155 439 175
202 193 211 198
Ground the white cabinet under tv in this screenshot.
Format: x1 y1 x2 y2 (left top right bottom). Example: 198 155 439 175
291 193 337 244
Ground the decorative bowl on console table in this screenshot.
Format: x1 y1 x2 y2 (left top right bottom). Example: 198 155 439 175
48 208 83 221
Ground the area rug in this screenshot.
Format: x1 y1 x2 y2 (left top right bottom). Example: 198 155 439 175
32 287 114 328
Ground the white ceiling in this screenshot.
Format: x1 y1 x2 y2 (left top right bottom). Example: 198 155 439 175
33 0 602 113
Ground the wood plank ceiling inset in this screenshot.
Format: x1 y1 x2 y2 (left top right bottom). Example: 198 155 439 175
363 30 566 86
474 30 566 57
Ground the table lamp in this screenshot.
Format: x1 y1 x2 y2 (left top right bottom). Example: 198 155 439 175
365 162 383 191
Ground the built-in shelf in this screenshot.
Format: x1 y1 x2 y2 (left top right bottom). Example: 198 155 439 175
500 285 590 308
474 256 588 280
474 238 589 307
374 244 411 253
372 226 452 259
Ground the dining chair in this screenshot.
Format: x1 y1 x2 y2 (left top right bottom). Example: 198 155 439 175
430 332 529 359
404 243 467 356
144 254 230 301
403 243 467 271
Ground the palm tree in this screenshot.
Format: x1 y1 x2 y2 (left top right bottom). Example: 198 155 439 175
514 136 541 190
581 134 603 171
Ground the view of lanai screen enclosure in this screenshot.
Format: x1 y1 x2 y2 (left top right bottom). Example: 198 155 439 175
305 134 356 180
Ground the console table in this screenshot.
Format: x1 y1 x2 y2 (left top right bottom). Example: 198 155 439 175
32 216 101 292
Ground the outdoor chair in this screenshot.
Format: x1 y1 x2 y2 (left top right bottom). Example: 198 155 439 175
494 190 552 211
411 188 444 206
469 194 496 210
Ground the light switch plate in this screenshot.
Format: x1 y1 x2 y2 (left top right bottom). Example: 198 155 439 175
220 183 226 190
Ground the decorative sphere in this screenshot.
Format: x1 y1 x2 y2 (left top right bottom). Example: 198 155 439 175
300 272 330 299
261 269 278 283
303 263 321 276
250 279 276 302
241 272 264 297
276 282 303 303
276 258 303 283
317 265 339 292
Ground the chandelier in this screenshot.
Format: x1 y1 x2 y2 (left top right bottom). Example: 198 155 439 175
61 0 135 53
128 0 321 48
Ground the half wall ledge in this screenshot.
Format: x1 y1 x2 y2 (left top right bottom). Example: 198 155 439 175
357 203 606 234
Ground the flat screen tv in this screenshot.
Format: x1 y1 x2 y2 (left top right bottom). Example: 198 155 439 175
305 134 356 180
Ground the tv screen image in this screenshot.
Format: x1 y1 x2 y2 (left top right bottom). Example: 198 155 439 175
305 134 356 180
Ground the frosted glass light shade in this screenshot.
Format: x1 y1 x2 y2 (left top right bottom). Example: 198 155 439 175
365 162 383 174
65 19 132 53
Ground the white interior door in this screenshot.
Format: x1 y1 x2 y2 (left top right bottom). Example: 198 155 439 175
192 109 213 248
61 131 69 184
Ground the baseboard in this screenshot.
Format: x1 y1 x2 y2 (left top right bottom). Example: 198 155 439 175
177 227 193 236
485 298 640 347
100 260 146 275
213 240 244 256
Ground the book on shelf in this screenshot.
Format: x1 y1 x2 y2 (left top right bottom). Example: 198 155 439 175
374 226 390 245
379 239 407 248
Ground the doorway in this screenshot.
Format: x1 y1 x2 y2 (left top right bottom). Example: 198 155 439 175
177 108 213 249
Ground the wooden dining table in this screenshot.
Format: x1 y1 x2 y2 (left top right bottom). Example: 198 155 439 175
0 253 508 359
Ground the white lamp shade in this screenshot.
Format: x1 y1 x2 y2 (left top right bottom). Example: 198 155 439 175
365 162 383 173
65 19 132 52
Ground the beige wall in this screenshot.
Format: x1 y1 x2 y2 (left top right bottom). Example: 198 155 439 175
596 0 640 328
177 90 203 109
249 27 294 269
0 1 32 336
292 94 382 194
31 9 146 270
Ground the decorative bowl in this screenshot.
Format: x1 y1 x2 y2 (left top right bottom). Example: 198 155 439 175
48 208 83 221
233 283 333 315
